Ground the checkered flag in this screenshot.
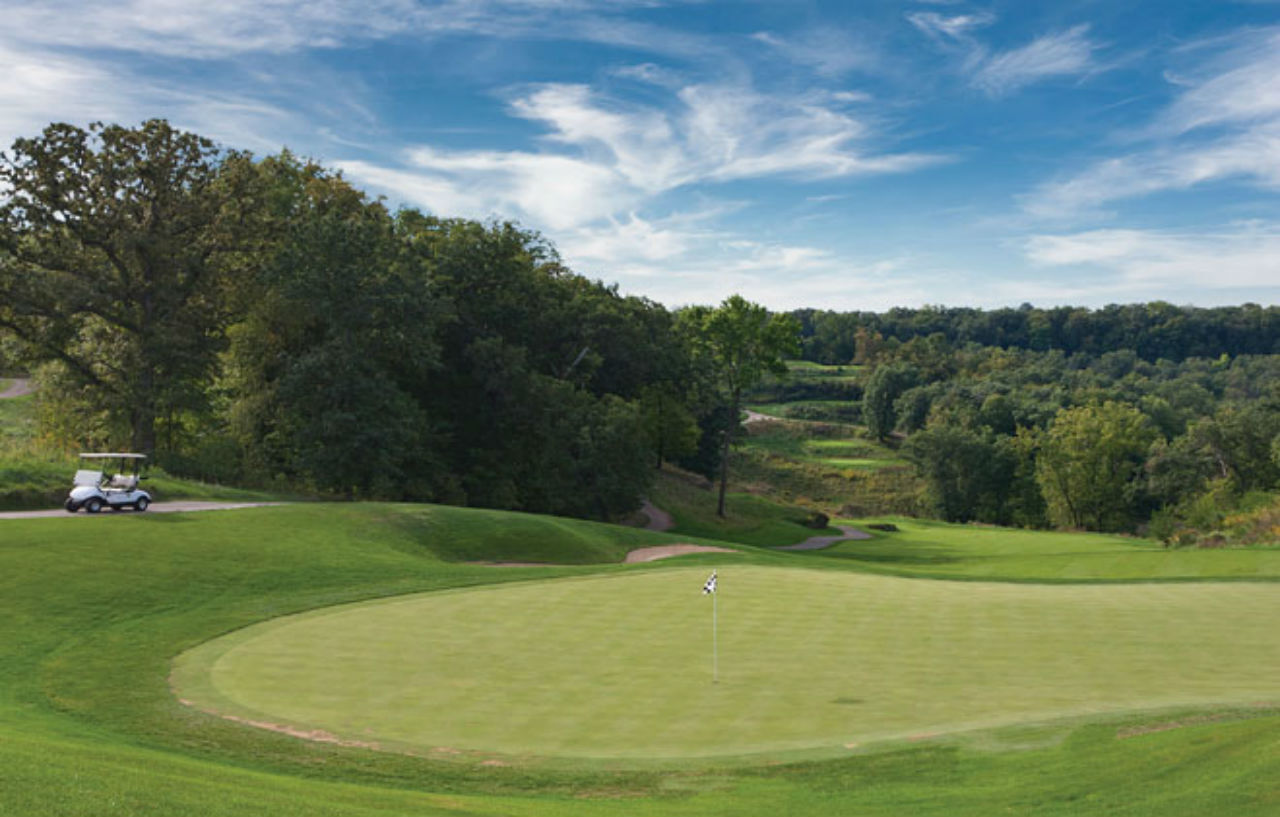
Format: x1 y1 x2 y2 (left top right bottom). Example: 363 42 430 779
702 570 717 595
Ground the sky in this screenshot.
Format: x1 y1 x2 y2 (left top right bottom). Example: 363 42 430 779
2 0 1279 311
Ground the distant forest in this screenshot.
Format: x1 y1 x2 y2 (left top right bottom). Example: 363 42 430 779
793 303 1280 364
768 305 1280 546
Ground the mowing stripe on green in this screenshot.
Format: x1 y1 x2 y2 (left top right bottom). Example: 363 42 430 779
173 566 1280 763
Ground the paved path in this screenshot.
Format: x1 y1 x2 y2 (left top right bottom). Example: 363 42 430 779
0 378 32 399
743 409 776 425
639 498 674 531
773 524 873 551
0 501 284 519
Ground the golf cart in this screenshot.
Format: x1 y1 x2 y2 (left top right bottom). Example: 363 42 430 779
65 453 152 513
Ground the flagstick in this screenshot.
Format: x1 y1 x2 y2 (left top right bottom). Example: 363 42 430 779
712 584 718 684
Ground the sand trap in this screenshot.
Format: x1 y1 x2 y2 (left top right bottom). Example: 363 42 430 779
469 544 735 568
623 544 735 562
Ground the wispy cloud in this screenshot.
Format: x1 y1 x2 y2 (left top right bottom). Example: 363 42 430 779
907 14 1100 97
1026 27 1280 218
905 11 994 45
2 0 714 60
342 79 943 230
750 27 885 78
1024 223 1280 293
970 25 1097 96
558 212 931 310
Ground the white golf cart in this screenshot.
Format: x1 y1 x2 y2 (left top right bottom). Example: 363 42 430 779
65 453 152 513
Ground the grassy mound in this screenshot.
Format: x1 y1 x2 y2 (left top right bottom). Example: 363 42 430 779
648 469 834 546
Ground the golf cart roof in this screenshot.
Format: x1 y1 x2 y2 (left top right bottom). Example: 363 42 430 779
78 453 147 459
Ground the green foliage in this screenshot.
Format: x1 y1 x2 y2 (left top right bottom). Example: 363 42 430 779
1032 402 1157 531
684 295 801 516
904 425 1017 523
0 120 258 453
863 361 918 439
225 167 445 498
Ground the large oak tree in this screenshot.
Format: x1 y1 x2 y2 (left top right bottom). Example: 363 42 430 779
0 120 256 453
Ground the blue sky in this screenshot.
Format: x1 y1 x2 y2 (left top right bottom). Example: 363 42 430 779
3 0 1279 310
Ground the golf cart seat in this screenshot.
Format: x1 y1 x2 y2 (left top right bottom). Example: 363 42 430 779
108 473 138 490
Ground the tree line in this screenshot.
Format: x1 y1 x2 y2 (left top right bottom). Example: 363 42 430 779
849 337 1280 541
0 120 797 520
794 303 1280 364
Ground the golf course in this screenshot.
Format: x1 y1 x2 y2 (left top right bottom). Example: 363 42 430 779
4 501 1279 815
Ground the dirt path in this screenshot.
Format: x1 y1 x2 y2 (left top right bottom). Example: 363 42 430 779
0 501 284 519
639 498 674 532
0 378 33 399
773 525 872 551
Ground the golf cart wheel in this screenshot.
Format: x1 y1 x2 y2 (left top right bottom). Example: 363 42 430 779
64 500 78 513
135 497 149 512
85 498 104 514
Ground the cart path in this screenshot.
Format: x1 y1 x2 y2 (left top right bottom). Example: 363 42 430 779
0 378 32 399
638 495 872 553
773 525 872 551
0 501 285 519
639 498 674 532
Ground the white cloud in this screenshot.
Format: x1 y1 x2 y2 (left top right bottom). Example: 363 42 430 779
1026 27 1280 218
970 25 1097 96
1025 126 1280 218
1154 29 1280 135
344 80 942 231
0 40 128 151
340 147 635 231
905 11 994 44
750 27 884 78
1025 224 1280 292
2 0 710 60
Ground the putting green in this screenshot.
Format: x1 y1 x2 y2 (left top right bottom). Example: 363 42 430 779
173 566 1280 762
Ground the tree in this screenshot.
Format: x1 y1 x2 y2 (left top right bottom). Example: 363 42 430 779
0 120 256 453
687 295 800 517
224 166 446 498
863 362 919 440
1033 402 1156 531
904 424 1016 523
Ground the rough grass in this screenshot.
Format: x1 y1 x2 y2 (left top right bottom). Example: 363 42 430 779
648 469 834 546
4 502 1280 815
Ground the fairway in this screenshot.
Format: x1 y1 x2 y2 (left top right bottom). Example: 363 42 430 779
174 565 1280 763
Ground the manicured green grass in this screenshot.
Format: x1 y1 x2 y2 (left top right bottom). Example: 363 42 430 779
784 360 863 382
176 564 1280 763
814 517 1280 581
742 423 905 471
3 502 1280 815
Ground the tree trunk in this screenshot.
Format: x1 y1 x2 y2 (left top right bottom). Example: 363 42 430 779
130 365 157 455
